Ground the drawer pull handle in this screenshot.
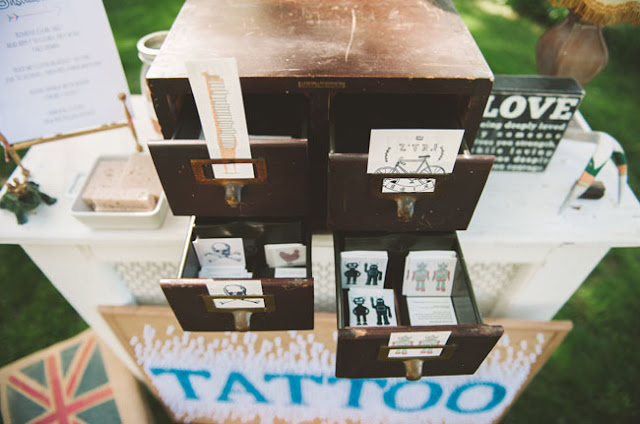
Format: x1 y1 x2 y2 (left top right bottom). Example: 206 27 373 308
190 158 268 207
201 294 276 332
396 196 416 221
403 359 424 381
368 173 449 222
377 344 456 381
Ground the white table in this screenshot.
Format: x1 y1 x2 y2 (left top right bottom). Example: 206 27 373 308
1 97 639 372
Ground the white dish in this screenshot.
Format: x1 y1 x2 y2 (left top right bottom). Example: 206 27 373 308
70 155 168 230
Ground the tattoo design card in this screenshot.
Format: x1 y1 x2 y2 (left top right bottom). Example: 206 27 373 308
185 59 254 179
407 297 457 326
367 129 464 193
386 330 451 358
206 279 264 309
193 237 246 268
340 251 388 289
402 250 457 297
264 243 306 268
348 288 397 327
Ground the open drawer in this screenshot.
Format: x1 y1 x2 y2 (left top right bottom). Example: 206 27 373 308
333 231 503 380
150 139 314 331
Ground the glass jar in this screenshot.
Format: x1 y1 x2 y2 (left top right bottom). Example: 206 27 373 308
137 30 169 134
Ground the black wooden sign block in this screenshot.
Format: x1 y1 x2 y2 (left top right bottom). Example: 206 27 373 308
471 75 584 172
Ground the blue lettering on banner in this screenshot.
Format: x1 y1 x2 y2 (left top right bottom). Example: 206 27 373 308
264 374 323 405
149 368 211 400
327 378 388 408
148 368 509 414
383 381 443 412
446 382 507 414
218 372 269 404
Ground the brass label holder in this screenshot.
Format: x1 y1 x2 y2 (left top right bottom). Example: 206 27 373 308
190 158 267 207
200 294 276 332
368 173 450 221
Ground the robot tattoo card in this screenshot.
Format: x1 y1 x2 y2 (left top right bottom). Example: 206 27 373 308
402 250 457 297
340 251 388 289
347 288 397 327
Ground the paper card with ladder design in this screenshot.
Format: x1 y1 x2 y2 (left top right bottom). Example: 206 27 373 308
186 59 254 178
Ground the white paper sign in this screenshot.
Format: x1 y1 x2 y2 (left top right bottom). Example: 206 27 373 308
0 0 129 143
185 59 254 178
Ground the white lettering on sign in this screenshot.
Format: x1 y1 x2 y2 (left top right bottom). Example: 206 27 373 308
483 95 581 121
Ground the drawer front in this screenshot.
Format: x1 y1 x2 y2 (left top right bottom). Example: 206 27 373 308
334 232 503 379
161 278 314 331
327 153 494 232
336 325 503 379
149 138 308 217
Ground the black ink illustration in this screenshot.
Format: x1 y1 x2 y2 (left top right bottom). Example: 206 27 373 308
344 262 361 285
352 297 369 325
364 263 382 286
371 296 392 325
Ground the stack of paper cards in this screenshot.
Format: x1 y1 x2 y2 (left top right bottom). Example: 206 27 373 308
402 250 457 296
192 237 251 278
273 268 307 278
347 288 397 327
340 251 388 288
387 331 451 358
406 297 457 326
206 279 265 309
264 243 306 268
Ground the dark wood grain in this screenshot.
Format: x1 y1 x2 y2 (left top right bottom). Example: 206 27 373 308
327 153 494 232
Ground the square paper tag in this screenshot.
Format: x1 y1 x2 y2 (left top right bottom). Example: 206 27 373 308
348 288 397 327
264 244 306 268
402 251 457 296
193 237 246 268
340 251 388 289
407 297 457 326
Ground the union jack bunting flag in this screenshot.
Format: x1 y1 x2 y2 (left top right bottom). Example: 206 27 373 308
1 331 123 424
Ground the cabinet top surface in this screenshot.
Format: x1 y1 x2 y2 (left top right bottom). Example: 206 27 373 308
148 0 492 81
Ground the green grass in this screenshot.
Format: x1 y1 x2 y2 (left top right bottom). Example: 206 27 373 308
1 1 639 423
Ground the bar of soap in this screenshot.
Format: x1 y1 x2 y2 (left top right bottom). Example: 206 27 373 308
81 159 127 210
81 154 163 212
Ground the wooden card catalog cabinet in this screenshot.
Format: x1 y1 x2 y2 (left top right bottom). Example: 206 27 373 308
146 0 494 229
149 139 313 332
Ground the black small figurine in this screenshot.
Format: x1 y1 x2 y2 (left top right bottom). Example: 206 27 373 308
0 178 56 225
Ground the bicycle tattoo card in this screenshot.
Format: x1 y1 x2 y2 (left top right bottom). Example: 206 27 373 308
402 250 457 297
366 129 464 193
348 288 397 327
340 251 388 289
